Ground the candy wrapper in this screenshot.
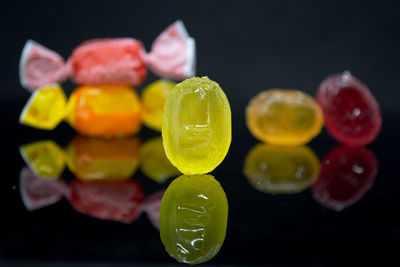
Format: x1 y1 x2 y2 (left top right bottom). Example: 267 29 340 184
20 20 195 90
19 84 142 136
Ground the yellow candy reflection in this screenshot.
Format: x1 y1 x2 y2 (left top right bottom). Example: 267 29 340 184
20 136 141 181
20 140 65 179
244 144 320 194
159 174 228 264
139 136 180 183
141 79 176 131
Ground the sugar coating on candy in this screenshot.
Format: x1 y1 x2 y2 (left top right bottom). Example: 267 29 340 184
139 137 180 183
246 89 323 146
244 144 320 194
312 146 378 211
141 80 176 131
19 168 69 211
68 85 142 136
66 136 141 181
159 174 228 264
317 71 382 146
162 77 231 175
146 20 195 80
19 40 70 90
69 179 144 223
70 38 147 86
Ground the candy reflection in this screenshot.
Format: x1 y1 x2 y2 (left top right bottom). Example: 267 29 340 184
65 136 140 181
69 178 144 223
141 190 164 229
20 136 141 181
312 146 378 211
140 136 180 183
19 167 69 211
244 144 320 194
159 174 228 265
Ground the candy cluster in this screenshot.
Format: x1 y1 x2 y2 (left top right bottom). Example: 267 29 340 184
19 20 195 136
246 71 382 147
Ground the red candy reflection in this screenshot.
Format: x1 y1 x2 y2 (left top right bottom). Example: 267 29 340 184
312 146 378 211
69 179 144 223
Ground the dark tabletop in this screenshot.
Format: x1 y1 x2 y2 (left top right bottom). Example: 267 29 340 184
1 0 400 266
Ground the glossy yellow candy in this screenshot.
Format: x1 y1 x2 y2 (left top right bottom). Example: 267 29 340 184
20 140 65 179
141 79 176 131
246 89 323 146
244 143 320 194
162 77 231 175
139 136 180 183
159 174 228 264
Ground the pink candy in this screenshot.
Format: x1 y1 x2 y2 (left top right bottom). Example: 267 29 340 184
19 20 195 90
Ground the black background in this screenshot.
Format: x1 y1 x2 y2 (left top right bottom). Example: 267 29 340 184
1 0 400 266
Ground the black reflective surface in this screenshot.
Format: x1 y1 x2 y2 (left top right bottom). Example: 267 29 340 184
2 0 400 266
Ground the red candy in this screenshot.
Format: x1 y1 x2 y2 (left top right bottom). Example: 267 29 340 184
69 179 144 223
20 20 195 90
317 71 382 146
312 146 378 211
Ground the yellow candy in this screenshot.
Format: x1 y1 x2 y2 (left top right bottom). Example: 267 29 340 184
20 140 65 179
139 136 180 183
246 89 323 146
159 174 228 264
141 79 176 131
244 143 320 194
162 77 231 175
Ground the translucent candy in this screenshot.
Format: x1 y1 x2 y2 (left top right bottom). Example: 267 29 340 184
246 89 323 146
141 80 176 131
312 146 378 211
139 136 180 183
317 71 382 146
244 144 320 194
159 174 228 264
162 77 231 175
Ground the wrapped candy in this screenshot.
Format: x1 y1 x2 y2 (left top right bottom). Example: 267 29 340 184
20 136 141 181
19 20 195 90
19 84 142 136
